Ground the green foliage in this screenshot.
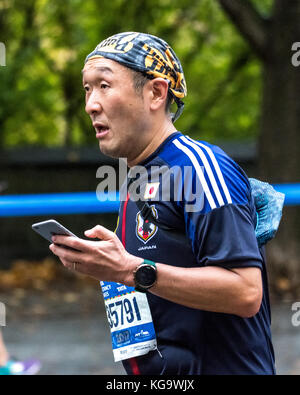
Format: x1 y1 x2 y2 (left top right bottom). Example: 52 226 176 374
0 0 269 148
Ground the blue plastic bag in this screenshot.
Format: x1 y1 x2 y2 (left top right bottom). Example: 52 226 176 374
249 178 285 247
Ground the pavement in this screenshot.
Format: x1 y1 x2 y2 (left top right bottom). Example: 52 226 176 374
1 288 299 375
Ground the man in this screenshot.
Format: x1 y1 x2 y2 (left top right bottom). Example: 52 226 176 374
50 32 276 375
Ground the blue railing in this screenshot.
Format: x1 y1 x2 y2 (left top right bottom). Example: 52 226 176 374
0 184 299 217
274 183 300 206
0 192 120 217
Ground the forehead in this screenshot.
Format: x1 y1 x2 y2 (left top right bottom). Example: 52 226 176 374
82 57 132 79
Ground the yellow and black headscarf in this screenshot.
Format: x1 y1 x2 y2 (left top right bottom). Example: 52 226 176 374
85 32 187 122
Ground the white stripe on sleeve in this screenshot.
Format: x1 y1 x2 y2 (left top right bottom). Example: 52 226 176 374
186 136 232 205
180 136 225 206
172 139 217 210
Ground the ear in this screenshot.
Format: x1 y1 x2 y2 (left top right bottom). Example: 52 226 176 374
148 78 169 112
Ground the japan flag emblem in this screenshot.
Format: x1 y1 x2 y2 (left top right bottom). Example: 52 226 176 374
144 182 160 200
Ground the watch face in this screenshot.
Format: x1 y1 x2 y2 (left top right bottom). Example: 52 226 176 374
135 265 156 287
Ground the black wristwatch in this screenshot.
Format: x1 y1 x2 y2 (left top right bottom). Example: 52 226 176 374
133 259 157 293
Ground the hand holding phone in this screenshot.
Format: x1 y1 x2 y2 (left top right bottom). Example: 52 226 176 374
32 219 79 251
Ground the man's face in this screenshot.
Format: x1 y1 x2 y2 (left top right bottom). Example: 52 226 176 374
82 57 151 159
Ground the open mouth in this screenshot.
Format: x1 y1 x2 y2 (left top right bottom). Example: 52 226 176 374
94 123 110 139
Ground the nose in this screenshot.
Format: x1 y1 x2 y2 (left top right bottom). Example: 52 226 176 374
85 90 102 116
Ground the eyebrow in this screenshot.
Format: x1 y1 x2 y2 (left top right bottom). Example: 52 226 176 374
81 66 114 75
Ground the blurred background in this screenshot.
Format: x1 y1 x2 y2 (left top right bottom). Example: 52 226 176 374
0 0 299 374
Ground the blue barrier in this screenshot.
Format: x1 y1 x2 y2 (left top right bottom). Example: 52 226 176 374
0 191 120 217
273 184 300 206
0 184 299 218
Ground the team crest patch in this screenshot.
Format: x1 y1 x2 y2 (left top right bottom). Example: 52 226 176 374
136 205 158 244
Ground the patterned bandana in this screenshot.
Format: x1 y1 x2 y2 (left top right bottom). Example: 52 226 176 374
85 32 187 122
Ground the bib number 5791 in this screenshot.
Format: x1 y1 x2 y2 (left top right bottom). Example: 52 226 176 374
106 296 141 329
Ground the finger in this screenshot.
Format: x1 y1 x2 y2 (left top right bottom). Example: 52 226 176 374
84 225 114 241
49 246 88 276
72 261 87 275
59 257 86 274
51 235 92 252
49 246 73 269
61 258 73 270
49 243 84 264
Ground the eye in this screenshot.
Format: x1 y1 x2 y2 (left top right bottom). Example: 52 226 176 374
100 83 109 89
84 85 90 92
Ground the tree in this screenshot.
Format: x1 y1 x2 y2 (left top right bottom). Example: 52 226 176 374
0 0 262 147
217 0 300 296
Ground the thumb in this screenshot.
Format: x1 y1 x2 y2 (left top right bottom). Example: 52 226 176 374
84 225 114 241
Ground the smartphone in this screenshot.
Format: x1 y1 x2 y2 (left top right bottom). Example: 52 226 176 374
32 219 79 250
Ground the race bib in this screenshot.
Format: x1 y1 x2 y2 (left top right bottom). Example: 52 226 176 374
101 281 157 362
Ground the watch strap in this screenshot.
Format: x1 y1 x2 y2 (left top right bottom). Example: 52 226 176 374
143 259 156 267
